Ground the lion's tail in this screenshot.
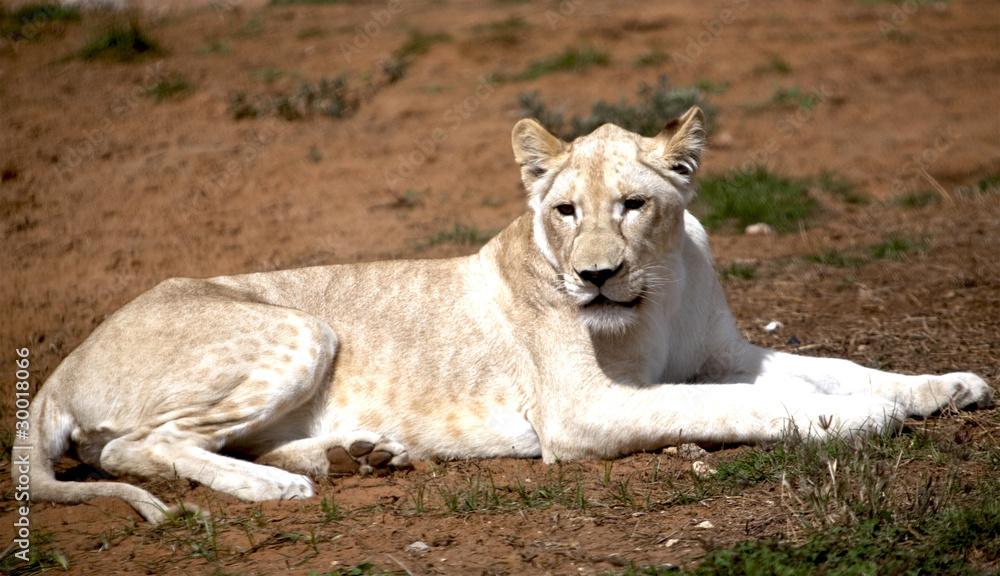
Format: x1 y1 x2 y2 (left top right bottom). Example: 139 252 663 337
21 380 172 524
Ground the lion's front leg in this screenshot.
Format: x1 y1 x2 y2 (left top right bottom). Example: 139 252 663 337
745 348 994 417
532 381 906 463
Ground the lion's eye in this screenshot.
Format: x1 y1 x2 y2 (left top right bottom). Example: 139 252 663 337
556 204 575 217
623 197 646 211
670 163 692 176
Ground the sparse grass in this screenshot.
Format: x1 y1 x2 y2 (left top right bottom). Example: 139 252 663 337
893 188 939 208
634 49 668 68
507 46 610 81
804 234 927 268
472 16 529 46
0 530 69 575
957 171 1000 198
518 76 718 141
692 167 814 233
296 26 326 40
812 171 868 205
229 75 358 121
720 261 759 281
754 54 792 75
395 28 451 58
146 77 191 102
249 66 284 84
804 249 867 268
269 0 343 5
199 38 230 54
694 78 728 95
1 3 80 40
425 223 496 247
612 429 1000 576
79 20 161 62
321 496 344 522
768 86 823 110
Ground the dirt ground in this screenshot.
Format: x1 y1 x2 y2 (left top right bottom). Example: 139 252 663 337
1 0 998 574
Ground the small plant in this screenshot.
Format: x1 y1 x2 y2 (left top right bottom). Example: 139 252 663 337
813 171 868 205
957 171 1000 197
79 20 161 62
146 77 191 102
634 49 668 68
296 26 326 40
893 189 939 208
1 3 80 41
693 167 814 233
754 54 792 75
321 496 344 522
229 75 358 121
0 530 69 574
509 46 609 81
695 78 729 94
270 0 343 5
395 28 450 58
768 86 823 110
199 38 230 54
474 16 530 46
804 249 867 268
518 76 718 141
425 223 496 247
720 261 758 281
867 234 925 260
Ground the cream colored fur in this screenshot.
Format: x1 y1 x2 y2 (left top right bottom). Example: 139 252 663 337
24 107 993 523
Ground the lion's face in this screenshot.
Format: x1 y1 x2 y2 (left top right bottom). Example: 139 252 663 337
512 108 707 333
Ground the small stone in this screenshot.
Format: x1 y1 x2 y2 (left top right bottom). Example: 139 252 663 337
692 461 717 478
696 520 714 529
664 538 680 548
666 443 709 460
406 541 431 554
764 320 783 333
745 222 775 235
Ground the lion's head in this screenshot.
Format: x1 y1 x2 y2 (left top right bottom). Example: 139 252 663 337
511 107 707 333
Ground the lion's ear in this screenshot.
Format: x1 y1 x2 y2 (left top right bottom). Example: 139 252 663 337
644 106 707 190
511 119 569 194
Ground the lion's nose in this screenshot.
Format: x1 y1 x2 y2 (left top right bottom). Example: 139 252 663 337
578 264 623 287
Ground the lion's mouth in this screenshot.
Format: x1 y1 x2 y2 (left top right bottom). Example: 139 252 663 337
585 294 642 308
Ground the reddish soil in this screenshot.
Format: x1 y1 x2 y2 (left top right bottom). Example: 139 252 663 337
1 0 998 574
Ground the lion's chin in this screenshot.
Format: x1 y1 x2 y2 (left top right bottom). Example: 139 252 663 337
579 296 642 334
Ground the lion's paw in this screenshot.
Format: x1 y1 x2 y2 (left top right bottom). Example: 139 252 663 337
326 435 411 477
907 373 995 417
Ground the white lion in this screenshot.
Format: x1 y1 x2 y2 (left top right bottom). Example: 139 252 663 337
24 107 993 523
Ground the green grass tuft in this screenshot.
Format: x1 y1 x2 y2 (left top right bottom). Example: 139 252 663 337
79 20 161 62
146 78 191 102
893 189 939 208
425 223 496 247
720 262 759 281
518 76 717 140
473 16 529 46
692 167 814 233
509 46 609 81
